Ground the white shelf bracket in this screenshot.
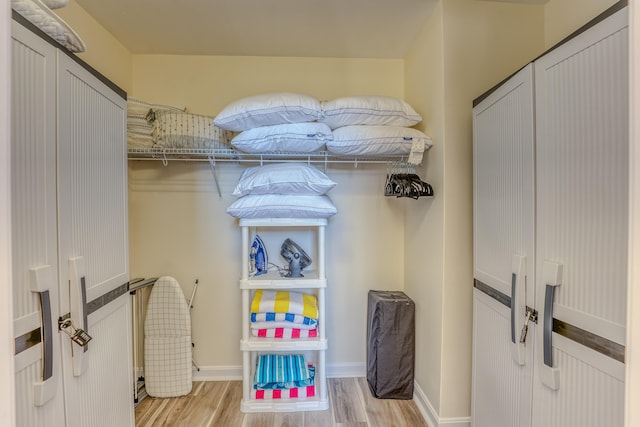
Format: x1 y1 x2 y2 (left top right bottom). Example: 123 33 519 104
207 156 222 197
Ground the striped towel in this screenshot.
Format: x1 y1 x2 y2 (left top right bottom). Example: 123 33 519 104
252 328 318 339
251 321 317 331
251 312 318 327
251 290 318 319
252 385 316 400
254 355 314 390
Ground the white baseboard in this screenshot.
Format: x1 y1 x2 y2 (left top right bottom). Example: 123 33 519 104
412 382 471 427
191 362 366 381
192 365 242 381
326 362 366 378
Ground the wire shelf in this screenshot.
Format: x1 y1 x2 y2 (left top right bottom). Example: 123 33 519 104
127 147 413 166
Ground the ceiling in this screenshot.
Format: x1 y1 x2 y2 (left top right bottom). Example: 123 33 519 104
74 0 439 59
73 0 549 59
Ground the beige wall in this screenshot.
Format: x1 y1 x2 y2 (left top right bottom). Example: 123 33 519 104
56 0 132 92
128 57 408 369
440 0 544 418
545 0 620 48
131 55 405 116
405 0 545 420
404 1 446 413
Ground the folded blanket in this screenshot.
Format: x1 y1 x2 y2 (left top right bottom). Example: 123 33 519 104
252 328 318 339
252 385 316 400
251 312 318 327
254 355 314 390
251 290 318 319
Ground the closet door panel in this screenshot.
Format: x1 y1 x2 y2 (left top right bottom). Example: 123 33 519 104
531 335 624 427
56 53 132 427
63 295 133 427
471 64 535 427
472 290 534 427
532 7 627 425
57 53 128 307
534 8 628 338
473 64 535 304
11 21 65 427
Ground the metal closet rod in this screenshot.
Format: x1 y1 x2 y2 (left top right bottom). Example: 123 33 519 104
127 149 419 198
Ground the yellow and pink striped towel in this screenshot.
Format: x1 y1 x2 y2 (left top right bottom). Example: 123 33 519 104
251 290 318 320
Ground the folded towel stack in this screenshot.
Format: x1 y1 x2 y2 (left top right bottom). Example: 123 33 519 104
254 354 315 391
250 290 318 339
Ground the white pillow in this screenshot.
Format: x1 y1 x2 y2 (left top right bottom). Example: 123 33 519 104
320 96 422 129
327 125 432 156
152 111 233 149
226 194 338 219
231 122 332 153
127 131 154 149
232 163 336 197
41 0 69 9
214 93 322 132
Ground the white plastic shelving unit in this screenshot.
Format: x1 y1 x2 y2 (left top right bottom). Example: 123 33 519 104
239 218 329 413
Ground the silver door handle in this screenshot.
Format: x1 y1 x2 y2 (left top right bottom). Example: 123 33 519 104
537 260 562 390
29 265 58 406
69 257 89 376
510 255 527 365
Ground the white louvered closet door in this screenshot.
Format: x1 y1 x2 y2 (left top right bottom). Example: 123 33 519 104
471 64 535 427
56 53 132 427
531 7 628 427
11 20 65 427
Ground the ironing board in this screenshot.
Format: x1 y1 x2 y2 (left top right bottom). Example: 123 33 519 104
144 276 193 397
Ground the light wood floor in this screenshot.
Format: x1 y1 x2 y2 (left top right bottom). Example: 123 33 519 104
135 377 429 427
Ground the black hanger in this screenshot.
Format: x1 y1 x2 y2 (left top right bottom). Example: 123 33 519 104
384 162 433 199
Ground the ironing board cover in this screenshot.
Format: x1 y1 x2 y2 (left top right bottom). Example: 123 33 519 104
144 276 193 397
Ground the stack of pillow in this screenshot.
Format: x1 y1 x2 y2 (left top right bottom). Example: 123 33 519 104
214 92 332 154
213 92 431 163
127 97 233 150
319 95 432 164
126 97 186 149
226 162 338 219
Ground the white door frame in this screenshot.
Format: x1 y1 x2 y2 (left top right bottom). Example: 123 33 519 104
626 2 640 426
1 2 16 427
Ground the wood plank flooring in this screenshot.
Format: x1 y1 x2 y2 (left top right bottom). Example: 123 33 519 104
135 377 429 427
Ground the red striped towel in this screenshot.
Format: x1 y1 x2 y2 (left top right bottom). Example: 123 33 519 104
252 385 316 400
251 328 318 339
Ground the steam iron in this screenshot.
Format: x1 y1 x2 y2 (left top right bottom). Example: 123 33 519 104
280 238 312 278
250 235 268 276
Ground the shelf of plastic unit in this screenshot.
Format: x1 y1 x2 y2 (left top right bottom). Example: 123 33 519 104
241 397 329 413
239 218 328 228
241 337 328 352
242 350 328 413
240 272 326 290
